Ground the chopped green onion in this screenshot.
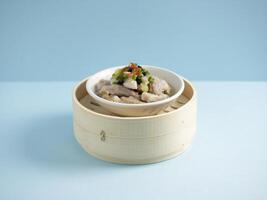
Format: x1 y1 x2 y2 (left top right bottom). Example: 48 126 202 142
132 74 137 80
136 76 142 84
148 76 154 83
140 82 149 92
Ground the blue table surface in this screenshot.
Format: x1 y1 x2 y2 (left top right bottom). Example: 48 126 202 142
0 81 266 200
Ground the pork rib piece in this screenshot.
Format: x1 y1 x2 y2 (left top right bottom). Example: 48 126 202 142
99 84 139 98
152 77 171 95
141 92 169 103
121 96 143 104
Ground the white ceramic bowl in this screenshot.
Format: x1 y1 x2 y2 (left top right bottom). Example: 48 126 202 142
86 65 185 117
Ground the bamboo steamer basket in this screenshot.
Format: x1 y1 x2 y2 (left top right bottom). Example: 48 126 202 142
73 77 197 164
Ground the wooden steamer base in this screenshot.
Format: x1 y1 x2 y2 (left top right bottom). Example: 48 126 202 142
73 77 197 164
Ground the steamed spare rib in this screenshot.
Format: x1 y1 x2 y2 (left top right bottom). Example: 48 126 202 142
94 63 172 104
151 77 171 95
120 96 143 104
141 92 169 103
99 84 139 98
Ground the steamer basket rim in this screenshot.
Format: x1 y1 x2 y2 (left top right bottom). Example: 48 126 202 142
73 76 196 120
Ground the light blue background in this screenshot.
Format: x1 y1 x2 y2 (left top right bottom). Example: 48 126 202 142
1 1 267 199
1 0 266 81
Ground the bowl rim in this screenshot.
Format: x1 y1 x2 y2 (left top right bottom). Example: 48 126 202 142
86 65 185 108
